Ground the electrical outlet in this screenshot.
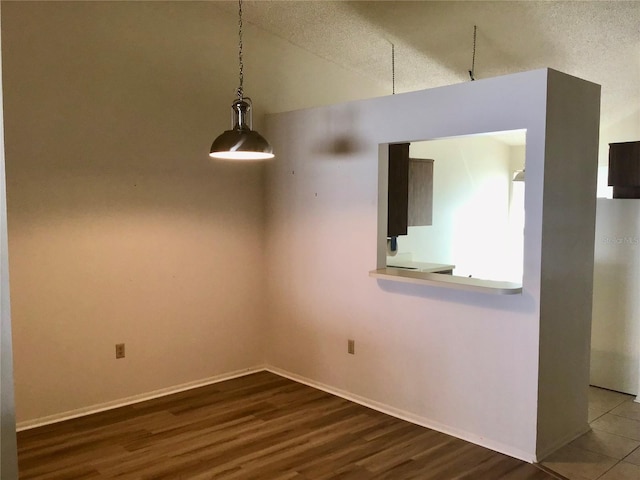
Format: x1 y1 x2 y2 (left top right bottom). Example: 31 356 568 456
348 339 355 355
115 343 125 359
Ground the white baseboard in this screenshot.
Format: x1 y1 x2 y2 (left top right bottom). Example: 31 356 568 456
17 364 581 465
265 366 537 463
16 365 266 432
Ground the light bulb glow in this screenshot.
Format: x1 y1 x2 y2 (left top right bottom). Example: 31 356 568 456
209 151 274 160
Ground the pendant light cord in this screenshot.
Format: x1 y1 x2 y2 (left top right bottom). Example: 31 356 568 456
237 0 244 100
391 42 395 94
469 25 477 81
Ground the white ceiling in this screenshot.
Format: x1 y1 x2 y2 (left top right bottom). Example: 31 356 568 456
216 0 639 154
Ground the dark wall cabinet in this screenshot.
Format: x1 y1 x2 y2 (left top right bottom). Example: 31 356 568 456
388 143 410 237
608 141 640 198
387 143 434 237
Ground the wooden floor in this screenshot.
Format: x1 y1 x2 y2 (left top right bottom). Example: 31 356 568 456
18 371 562 479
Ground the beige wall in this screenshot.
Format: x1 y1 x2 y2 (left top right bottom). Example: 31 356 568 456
1 1 385 425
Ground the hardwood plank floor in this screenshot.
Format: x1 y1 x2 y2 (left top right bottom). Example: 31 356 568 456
18 371 562 479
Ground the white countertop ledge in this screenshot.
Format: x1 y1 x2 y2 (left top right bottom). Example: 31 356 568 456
369 268 523 295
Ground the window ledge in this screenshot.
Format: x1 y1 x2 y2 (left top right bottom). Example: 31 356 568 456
369 268 523 295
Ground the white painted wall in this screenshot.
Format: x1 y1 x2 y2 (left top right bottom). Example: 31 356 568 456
597 166 614 198
398 136 517 281
265 69 599 461
535 71 600 456
1 1 385 426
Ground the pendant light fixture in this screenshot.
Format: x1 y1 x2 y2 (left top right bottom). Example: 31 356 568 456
209 0 274 160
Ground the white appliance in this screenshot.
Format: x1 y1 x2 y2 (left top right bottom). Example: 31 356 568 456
591 198 640 395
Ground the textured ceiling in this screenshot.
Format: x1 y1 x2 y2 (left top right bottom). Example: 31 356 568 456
215 0 640 147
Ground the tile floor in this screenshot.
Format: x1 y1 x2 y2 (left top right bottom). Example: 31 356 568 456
542 387 640 480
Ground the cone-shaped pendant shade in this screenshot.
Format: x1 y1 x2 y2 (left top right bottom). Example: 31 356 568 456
210 99 274 160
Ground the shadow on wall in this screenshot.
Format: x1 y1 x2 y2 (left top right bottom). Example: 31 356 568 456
312 106 367 157
375 278 537 313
